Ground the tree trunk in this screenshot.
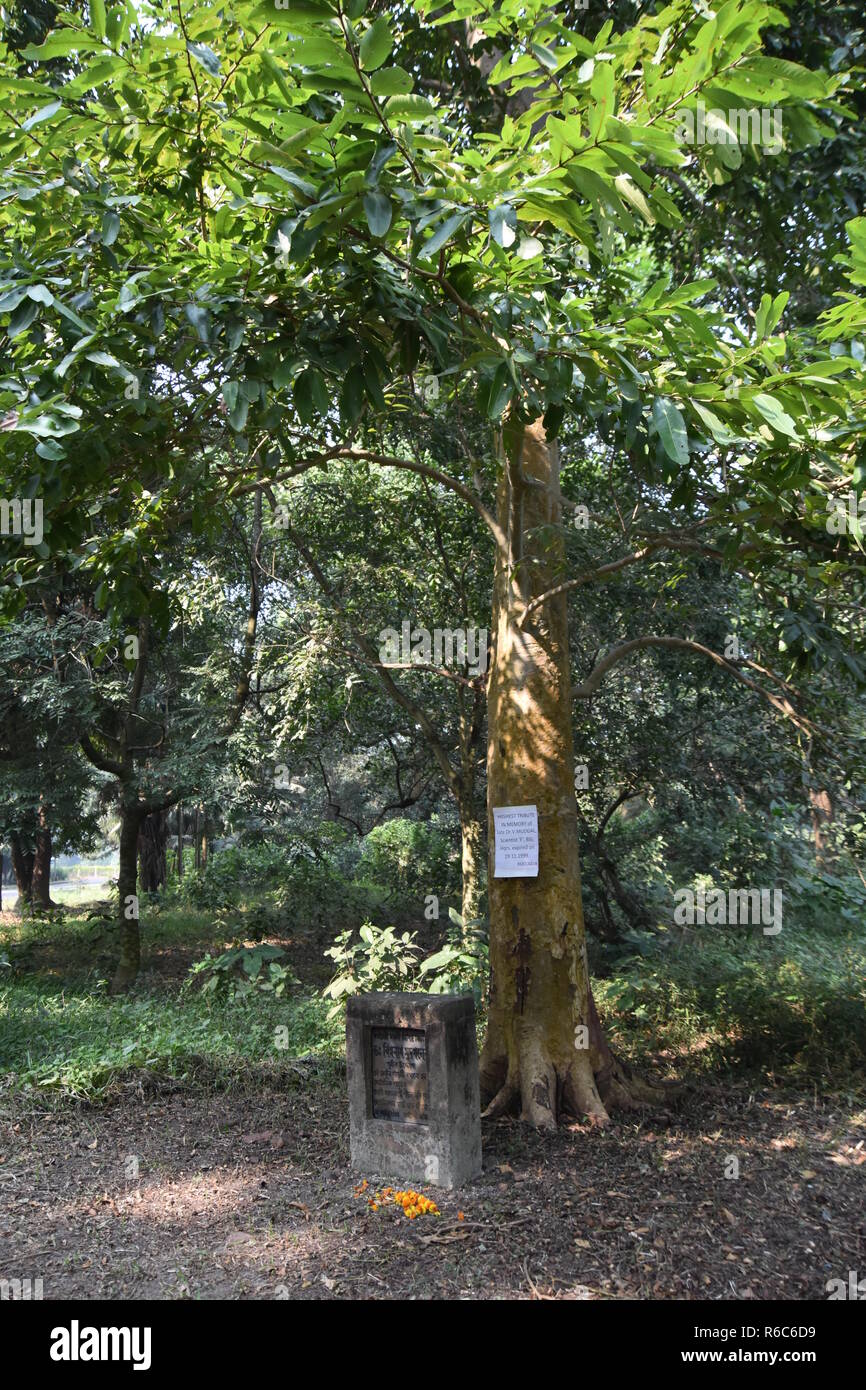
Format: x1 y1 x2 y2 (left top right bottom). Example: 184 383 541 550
176 804 184 880
595 843 651 935
479 421 657 1128
9 832 34 910
138 809 167 892
459 802 485 927
111 802 145 994
809 788 833 867
31 807 54 908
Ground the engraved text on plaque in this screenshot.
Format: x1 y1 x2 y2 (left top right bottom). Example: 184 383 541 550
370 1027 428 1124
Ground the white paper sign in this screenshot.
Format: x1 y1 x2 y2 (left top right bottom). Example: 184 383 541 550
493 805 539 878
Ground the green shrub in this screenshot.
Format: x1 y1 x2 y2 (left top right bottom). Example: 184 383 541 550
323 922 422 1015
359 818 456 905
597 911 866 1086
417 909 488 1010
322 911 489 1017
185 944 298 1000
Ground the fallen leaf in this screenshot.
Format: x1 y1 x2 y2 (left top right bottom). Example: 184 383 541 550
224 1231 257 1248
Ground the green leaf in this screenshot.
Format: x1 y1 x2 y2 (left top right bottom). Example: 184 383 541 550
750 392 800 439
489 203 517 248
359 17 393 72
7 299 39 336
690 399 734 445
0 287 29 313
652 396 689 465
370 67 413 96
85 350 122 369
187 42 221 78
221 380 240 413
382 94 434 121
614 175 655 226
419 211 467 261
294 366 329 423
228 395 249 432
363 190 392 237
22 101 61 132
185 304 210 343
341 363 366 423
483 362 513 420
260 50 295 105
101 210 120 246
26 284 54 305
91 0 106 39
531 42 558 72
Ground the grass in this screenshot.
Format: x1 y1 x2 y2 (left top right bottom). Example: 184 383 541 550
595 915 866 1092
2 881 865 1106
0 978 343 1101
0 904 344 1102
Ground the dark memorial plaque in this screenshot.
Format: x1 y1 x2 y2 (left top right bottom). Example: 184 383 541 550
370 1027 428 1124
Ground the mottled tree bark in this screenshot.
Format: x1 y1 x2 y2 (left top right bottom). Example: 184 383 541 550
9 832 34 910
459 801 484 927
111 802 145 994
479 421 660 1127
138 809 168 892
31 811 54 908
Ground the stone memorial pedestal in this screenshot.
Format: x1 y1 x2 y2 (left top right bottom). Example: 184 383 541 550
347 992 482 1190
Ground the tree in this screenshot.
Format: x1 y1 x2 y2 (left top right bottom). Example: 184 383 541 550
261 452 492 924
1 0 862 1116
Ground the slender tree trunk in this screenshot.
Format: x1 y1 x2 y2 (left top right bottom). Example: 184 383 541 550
9 832 34 910
194 806 201 871
479 421 657 1128
138 809 167 892
31 807 55 908
595 845 650 933
809 788 833 867
176 804 184 880
111 802 145 994
458 801 484 926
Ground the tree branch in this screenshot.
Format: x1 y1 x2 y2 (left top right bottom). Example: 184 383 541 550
572 635 827 737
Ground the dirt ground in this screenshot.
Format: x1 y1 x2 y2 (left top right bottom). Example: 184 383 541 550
1 1071 863 1300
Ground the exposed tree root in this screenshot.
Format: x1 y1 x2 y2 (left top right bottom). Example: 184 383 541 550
480 1050 678 1128
482 1075 520 1121
480 1039 679 1129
